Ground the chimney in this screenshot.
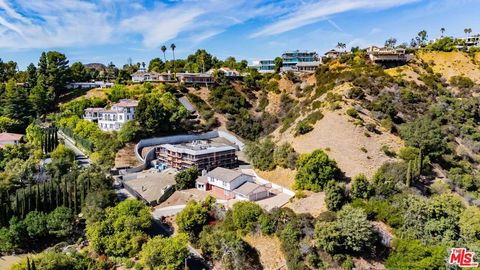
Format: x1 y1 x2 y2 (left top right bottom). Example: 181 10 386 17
201 169 207 176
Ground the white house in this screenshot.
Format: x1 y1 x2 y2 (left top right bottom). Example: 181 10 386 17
0 132 24 149
84 99 139 132
131 67 174 83
67 81 113 89
196 167 269 201
207 67 242 77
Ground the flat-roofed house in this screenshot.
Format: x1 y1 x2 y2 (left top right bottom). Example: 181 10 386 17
0 132 24 149
176 73 214 85
156 140 237 171
131 67 175 83
196 167 270 201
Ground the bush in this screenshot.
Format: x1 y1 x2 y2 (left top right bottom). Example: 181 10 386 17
294 121 313 136
294 149 340 191
175 167 198 190
346 108 359 118
230 201 263 232
176 200 209 239
350 174 373 199
325 181 347 211
449 75 475 89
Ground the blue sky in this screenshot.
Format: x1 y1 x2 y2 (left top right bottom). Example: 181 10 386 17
0 0 479 69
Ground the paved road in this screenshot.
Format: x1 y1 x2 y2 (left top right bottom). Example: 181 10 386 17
58 131 90 166
152 204 187 218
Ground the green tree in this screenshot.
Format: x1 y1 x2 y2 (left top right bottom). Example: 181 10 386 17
175 167 198 190
26 63 37 88
294 149 340 191
86 199 151 257
350 174 373 199
140 233 189 270
23 211 48 239
230 201 263 232
385 239 446 270
274 57 283 73
459 206 480 247
2 80 32 128
47 206 74 237
148 58 164 73
176 200 209 238
325 181 347 211
0 116 21 133
69 62 87 82
315 205 376 254
117 120 142 144
273 142 298 169
29 79 50 117
44 51 70 105
244 137 276 171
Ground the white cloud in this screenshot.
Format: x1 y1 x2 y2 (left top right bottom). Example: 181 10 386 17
0 0 113 49
250 0 420 38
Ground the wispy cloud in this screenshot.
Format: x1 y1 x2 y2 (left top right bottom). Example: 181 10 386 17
0 0 284 50
0 0 113 49
250 0 420 38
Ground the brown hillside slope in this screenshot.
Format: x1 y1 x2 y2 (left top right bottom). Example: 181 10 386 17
418 51 480 83
277 109 403 179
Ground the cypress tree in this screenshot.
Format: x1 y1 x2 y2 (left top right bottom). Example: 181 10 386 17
49 180 54 211
63 180 67 207
406 160 412 187
21 190 26 218
35 184 40 211
417 150 423 176
15 190 20 216
73 178 77 214
56 182 60 208
28 184 32 213
31 260 36 270
42 182 47 212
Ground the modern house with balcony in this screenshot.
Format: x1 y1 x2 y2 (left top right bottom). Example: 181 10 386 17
251 50 321 73
366 46 412 67
280 50 320 71
155 140 237 171
84 99 139 132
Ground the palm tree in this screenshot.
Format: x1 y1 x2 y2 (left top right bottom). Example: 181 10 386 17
336 42 346 52
440 27 445 37
170 43 176 78
464 28 472 38
161 45 167 62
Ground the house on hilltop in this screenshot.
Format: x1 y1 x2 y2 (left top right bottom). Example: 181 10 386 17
84 99 139 132
131 67 175 83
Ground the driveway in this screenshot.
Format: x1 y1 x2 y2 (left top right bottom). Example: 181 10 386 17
152 204 186 218
58 131 91 166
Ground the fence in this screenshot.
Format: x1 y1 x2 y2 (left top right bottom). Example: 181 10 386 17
59 126 94 153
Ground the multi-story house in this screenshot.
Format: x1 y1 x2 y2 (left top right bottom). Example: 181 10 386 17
195 167 269 201
155 140 237 171
131 67 175 83
84 99 139 132
280 50 320 71
251 50 321 73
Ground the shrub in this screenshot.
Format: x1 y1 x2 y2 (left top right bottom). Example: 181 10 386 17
350 174 373 199
294 149 340 191
346 108 359 118
325 181 347 211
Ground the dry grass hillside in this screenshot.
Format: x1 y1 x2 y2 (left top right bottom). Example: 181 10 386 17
418 51 480 83
277 109 402 179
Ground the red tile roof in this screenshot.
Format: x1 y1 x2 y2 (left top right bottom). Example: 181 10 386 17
0 132 24 141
